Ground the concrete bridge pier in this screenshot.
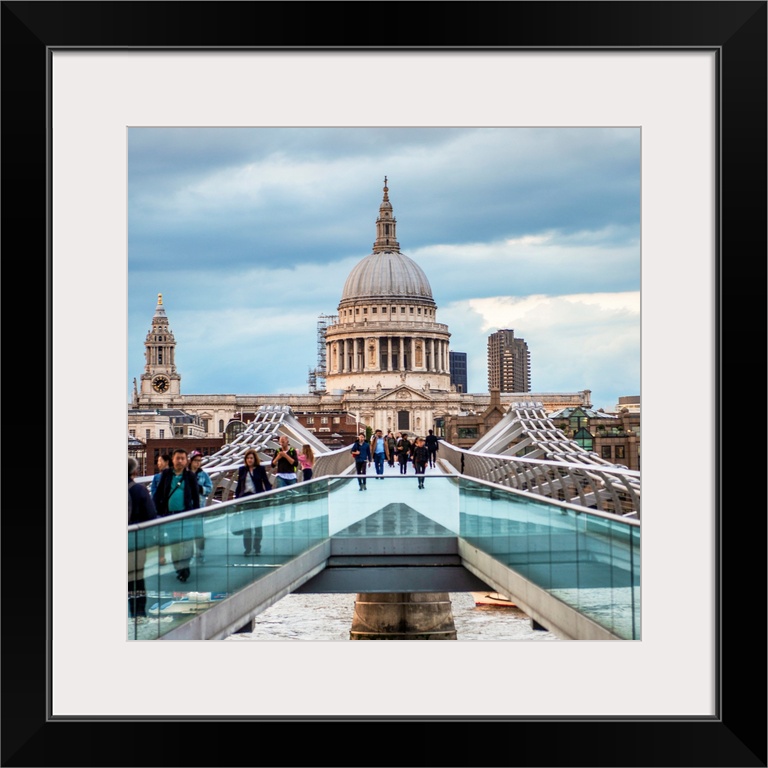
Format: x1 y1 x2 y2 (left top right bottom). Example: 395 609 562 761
349 592 457 640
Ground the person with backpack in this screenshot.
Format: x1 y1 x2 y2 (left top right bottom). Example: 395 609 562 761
369 429 389 479
271 435 300 488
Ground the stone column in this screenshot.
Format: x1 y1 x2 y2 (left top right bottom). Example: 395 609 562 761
387 336 393 371
349 593 457 640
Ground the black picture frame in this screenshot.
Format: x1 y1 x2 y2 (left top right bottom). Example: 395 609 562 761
3 2 765 766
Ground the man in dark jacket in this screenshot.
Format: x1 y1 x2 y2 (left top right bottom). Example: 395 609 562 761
425 429 440 469
397 433 412 474
152 448 200 582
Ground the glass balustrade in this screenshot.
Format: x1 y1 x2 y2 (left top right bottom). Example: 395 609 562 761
128 481 330 640
458 476 640 639
128 474 639 640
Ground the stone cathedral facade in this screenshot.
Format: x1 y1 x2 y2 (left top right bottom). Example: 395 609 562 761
130 181 590 442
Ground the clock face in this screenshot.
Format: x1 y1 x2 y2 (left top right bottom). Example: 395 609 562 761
152 375 170 393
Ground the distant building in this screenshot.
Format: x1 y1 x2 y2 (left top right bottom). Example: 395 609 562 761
443 388 508 447
549 403 640 471
487 329 531 393
449 351 468 393
128 407 224 474
615 395 640 413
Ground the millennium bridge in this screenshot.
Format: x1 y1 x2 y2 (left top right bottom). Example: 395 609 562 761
128 404 640 641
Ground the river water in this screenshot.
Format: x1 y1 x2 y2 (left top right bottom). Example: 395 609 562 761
224 591 561 641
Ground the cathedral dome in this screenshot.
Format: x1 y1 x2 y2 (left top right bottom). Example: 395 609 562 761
340 250 434 304
338 178 434 307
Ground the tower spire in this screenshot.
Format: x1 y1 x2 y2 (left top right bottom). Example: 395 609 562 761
138 292 179 401
373 177 400 253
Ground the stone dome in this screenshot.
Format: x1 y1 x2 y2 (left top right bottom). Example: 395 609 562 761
340 250 434 304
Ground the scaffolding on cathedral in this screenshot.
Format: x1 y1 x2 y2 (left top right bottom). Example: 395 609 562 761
308 313 337 394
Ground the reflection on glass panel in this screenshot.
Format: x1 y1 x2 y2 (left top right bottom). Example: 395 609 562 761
129 480 330 640
458 476 640 639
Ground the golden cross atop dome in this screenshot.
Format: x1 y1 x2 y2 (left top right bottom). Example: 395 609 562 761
158 293 163 305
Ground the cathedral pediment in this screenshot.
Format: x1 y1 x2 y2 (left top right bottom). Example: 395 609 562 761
374 384 434 403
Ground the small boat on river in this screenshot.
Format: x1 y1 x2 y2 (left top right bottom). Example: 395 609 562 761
471 591 516 608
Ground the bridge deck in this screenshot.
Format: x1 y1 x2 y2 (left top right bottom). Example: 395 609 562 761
129 458 639 641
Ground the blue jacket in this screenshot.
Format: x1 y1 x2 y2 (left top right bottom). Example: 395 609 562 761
351 440 371 463
194 468 213 498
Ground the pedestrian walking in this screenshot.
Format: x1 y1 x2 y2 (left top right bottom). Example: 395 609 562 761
271 436 300 488
425 429 440 469
397 433 412 474
128 457 158 623
298 444 315 482
152 448 200 583
188 450 212 563
386 431 397 468
369 429 389 478
351 433 372 490
150 453 170 564
235 448 272 556
412 437 430 489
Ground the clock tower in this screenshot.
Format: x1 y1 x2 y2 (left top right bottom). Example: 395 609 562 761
138 293 181 403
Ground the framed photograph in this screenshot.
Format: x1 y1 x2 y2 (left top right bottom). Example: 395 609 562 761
5 2 764 765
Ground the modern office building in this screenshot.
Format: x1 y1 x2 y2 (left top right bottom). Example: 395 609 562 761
487 329 531 393
449 351 468 393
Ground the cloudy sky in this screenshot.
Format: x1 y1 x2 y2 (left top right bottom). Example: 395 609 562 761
128 127 640 411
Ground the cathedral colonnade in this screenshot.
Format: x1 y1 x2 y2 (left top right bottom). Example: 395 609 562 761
326 333 451 375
